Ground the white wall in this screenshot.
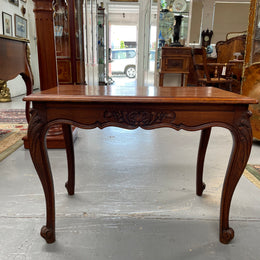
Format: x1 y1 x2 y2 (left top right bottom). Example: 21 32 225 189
0 0 40 98
201 0 250 42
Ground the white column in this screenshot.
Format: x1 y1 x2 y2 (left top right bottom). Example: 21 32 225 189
201 0 215 31
137 0 151 87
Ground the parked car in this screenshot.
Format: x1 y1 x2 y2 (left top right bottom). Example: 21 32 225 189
111 48 136 78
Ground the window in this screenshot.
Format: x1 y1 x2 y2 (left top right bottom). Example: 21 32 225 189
112 50 136 59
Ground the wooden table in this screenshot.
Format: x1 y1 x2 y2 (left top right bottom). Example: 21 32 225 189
0 35 33 121
24 85 257 244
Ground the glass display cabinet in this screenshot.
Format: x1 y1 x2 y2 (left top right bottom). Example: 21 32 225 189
159 0 189 44
54 0 85 84
242 0 260 139
97 6 106 85
156 0 190 71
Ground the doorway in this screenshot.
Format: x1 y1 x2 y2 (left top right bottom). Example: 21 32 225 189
84 0 155 87
107 2 139 87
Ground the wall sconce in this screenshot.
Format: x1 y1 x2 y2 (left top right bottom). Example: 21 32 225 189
21 5 26 16
123 13 125 18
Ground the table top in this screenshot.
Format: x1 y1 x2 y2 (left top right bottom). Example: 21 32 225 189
24 85 258 105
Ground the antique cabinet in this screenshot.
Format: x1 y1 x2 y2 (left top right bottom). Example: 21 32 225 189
54 0 85 84
31 0 79 149
159 46 191 86
242 0 260 139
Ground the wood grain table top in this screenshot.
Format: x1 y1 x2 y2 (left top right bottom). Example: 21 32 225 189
24 85 257 104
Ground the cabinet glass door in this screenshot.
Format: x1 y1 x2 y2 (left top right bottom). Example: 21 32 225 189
54 0 85 84
156 0 190 80
97 7 106 84
54 1 70 59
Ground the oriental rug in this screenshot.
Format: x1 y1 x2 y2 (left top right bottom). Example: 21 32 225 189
0 109 27 162
243 165 260 189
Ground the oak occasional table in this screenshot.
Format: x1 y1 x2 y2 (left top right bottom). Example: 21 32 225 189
24 85 257 244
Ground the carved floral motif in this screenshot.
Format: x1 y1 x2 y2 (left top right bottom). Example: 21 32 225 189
104 110 176 126
236 111 252 139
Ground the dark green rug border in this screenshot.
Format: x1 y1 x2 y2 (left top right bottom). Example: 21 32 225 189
245 165 260 182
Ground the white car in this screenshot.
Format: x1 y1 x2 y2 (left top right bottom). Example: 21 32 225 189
111 49 136 78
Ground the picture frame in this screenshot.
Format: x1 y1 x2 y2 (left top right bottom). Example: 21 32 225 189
14 14 27 38
54 26 63 37
2 12 13 36
110 0 138 2
8 0 19 6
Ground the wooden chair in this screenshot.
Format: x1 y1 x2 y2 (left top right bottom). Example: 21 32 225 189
216 34 246 65
215 35 246 94
192 47 234 91
225 31 247 41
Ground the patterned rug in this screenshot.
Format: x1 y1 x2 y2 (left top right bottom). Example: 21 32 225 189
243 165 260 189
0 109 27 123
0 109 27 162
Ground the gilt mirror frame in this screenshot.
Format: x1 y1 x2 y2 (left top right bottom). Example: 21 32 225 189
242 0 260 140
244 0 258 68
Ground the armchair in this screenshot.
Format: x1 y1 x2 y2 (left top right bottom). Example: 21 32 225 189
192 47 234 91
215 34 246 93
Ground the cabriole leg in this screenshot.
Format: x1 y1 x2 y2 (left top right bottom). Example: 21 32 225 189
28 110 55 243
62 124 75 195
220 112 252 244
196 128 211 196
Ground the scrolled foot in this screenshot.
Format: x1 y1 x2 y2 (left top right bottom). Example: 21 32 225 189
197 182 206 196
220 228 234 244
65 181 74 195
41 226 55 244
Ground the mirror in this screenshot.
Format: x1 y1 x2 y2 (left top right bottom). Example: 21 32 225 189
242 0 260 140
155 0 250 87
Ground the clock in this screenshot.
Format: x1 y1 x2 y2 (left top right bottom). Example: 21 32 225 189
172 0 187 12
201 29 213 47
204 36 209 42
